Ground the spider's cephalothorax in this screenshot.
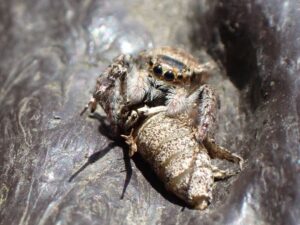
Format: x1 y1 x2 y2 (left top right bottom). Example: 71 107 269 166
137 47 212 86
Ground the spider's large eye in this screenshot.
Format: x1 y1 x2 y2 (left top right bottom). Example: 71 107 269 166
164 70 175 81
153 64 163 76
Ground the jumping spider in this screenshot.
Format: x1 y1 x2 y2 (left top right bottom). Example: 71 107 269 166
81 47 243 209
83 47 218 141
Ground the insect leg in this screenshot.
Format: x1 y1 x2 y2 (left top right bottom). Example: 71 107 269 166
211 165 238 180
204 138 244 170
137 105 167 116
121 129 138 157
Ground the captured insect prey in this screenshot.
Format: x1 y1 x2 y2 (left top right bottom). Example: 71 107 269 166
81 47 244 210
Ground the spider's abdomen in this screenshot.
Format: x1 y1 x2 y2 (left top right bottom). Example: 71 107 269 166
135 112 214 209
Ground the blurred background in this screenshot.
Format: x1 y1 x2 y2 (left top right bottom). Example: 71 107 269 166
0 0 299 224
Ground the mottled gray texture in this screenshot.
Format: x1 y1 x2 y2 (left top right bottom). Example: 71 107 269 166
0 0 299 225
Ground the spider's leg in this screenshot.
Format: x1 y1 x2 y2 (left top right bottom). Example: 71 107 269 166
165 87 190 115
126 68 151 105
193 84 218 142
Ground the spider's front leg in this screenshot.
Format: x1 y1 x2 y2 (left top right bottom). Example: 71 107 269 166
126 68 151 106
193 84 218 142
165 84 217 142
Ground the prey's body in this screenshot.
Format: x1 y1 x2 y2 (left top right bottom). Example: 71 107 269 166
122 111 242 209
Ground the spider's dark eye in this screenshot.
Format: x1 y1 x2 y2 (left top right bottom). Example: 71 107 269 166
153 64 163 76
164 70 175 81
149 58 154 66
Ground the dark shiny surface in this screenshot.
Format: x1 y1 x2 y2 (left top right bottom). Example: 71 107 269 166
0 0 299 224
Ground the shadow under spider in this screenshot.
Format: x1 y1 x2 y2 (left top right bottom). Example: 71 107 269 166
69 112 132 200
70 112 188 208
